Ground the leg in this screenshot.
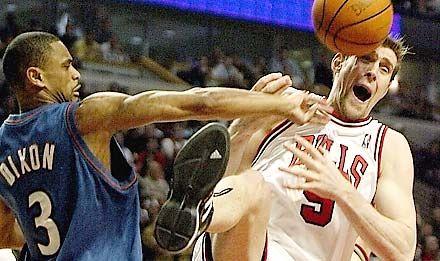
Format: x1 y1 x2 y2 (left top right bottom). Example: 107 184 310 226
154 123 230 253
208 170 272 261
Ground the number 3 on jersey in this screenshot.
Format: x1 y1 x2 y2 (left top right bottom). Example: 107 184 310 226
29 191 61 256
300 191 335 227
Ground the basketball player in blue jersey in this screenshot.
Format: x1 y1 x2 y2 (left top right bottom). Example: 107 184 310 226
0 31 331 260
161 35 417 261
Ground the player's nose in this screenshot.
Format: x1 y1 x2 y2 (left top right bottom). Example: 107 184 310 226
72 66 81 81
365 71 376 82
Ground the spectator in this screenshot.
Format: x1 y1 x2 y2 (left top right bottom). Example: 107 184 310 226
96 17 113 44
26 18 43 32
421 235 440 261
426 0 440 15
0 6 20 41
139 160 169 206
417 139 440 185
254 56 270 80
314 52 333 89
209 55 245 88
231 53 257 89
60 22 78 52
0 33 13 59
269 47 305 88
72 29 102 61
101 35 130 63
432 207 440 239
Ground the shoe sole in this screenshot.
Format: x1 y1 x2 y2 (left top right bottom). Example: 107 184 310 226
154 123 230 253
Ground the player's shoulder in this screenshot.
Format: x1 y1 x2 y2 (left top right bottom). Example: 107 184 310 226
383 127 409 146
381 127 412 158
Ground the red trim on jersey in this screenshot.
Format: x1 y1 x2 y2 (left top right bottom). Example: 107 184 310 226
374 125 385 161
4 105 48 125
377 126 388 180
262 233 268 261
252 119 292 166
331 110 371 124
355 243 369 261
254 119 290 155
204 234 211 261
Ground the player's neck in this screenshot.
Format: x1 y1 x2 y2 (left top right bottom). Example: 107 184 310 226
16 93 49 113
331 110 370 123
17 87 68 113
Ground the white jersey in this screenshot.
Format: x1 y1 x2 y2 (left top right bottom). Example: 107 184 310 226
253 114 388 261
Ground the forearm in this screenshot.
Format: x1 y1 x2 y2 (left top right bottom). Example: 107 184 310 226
337 189 415 260
224 119 259 177
122 87 291 123
80 87 289 134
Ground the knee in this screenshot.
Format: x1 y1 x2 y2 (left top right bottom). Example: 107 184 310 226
241 170 272 215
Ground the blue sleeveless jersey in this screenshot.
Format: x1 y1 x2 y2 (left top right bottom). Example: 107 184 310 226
0 103 141 260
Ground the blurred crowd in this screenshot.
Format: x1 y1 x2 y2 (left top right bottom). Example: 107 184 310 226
1 2 440 260
415 204 440 261
394 0 440 19
116 121 206 260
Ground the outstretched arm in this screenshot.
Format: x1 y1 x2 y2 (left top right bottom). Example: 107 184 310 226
0 199 24 249
76 74 330 135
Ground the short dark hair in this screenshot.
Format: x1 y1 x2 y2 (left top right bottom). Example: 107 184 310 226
2 31 59 87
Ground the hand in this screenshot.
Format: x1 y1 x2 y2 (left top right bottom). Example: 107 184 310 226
279 135 353 201
230 73 292 135
251 72 291 94
254 73 333 126
280 91 333 126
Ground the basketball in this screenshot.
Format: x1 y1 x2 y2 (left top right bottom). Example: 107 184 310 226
312 0 394 56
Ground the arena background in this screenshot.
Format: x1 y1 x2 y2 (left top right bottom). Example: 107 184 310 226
0 0 439 260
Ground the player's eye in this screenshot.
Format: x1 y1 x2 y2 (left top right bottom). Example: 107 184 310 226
380 65 390 74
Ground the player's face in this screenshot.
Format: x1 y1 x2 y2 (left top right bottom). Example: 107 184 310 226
40 41 81 102
331 46 397 120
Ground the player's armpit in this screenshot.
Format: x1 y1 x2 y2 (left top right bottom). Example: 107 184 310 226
225 118 282 177
351 237 371 261
0 199 24 249
236 128 268 173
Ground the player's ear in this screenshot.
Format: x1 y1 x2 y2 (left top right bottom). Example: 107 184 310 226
26 67 45 89
331 53 344 74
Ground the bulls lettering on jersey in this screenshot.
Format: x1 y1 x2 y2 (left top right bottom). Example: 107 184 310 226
252 114 388 261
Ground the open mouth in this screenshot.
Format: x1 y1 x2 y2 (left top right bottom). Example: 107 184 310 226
353 85 372 102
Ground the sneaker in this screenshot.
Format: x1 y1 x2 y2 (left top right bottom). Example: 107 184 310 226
154 123 230 253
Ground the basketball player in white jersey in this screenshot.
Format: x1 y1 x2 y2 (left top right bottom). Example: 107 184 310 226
188 36 416 261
